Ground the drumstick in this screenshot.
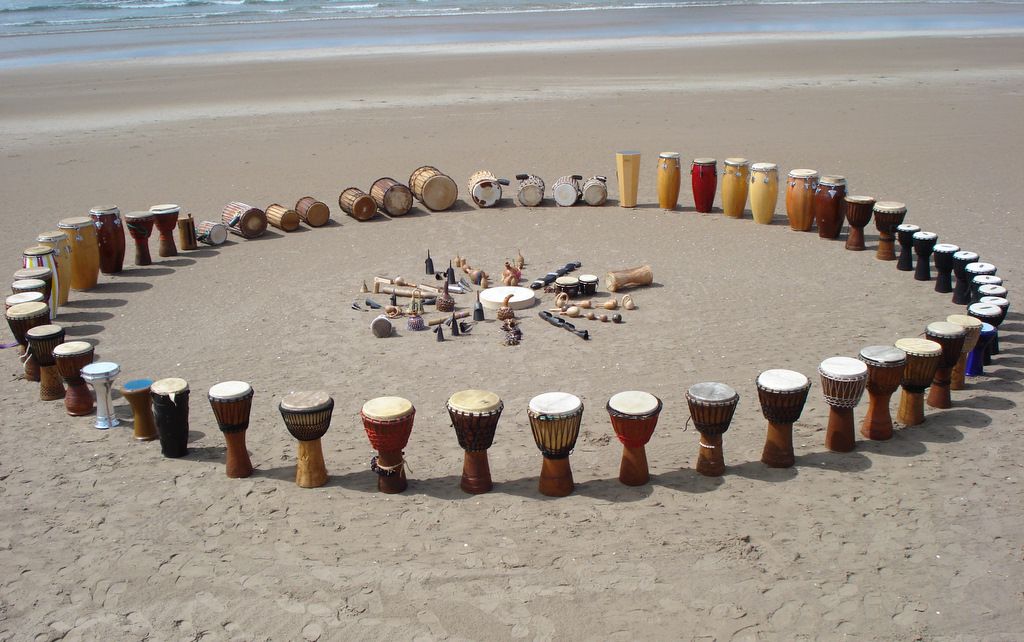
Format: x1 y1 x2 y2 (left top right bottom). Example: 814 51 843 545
427 311 470 326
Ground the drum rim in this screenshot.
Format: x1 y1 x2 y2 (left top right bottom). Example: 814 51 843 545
14 267 51 279
979 295 1009 308
25 323 63 340
81 361 120 379
608 390 662 416
577 274 599 284
124 210 155 221
894 338 943 357
968 302 1002 317
787 168 818 178
912 231 937 240
123 378 154 392
151 377 189 395
926 321 967 339
149 203 181 214
528 392 583 418
858 345 906 366
6 301 49 318
208 380 253 401
965 262 996 273
616 150 641 156
750 162 778 171
658 152 680 159
89 205 120 215
36 230 69 242
844 194 875 203
818 356 869 379
946 314 982 329
22 245 55 257
873 201 907 212
362 396 414 421
57 216 94 228
554 276 579 286
280 390 334 412
447 389 503 415
53 340 93 356
756 369 811 393
12 278 47 289
818 175 847 185
896 223 921 232
933 243 960 252
723 157 750 166
685 382 738 405
6 292 44 306
971 275 1001 285
692 157 717 165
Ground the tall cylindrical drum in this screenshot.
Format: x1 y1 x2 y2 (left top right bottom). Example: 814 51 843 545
785 169 818 231
57 217 100 291
721 158 750 218
370 177 414 216
813 175 847 239
616 151 641 208
691 158 717 213
294 196 331 227
21 246 59 319
656 153 681 210
149 204 180 257
176 214 198 250
338 188 377 221
222 202 267 239
152 377 190 458
408 166 458 212
89 205 125 274
749 162 779 224
35 231 72 305
265 204 300 232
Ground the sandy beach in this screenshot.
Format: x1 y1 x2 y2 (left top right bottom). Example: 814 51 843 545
1 12 1023 640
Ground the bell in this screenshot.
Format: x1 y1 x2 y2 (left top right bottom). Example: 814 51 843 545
435 326 445 342
425 249 434 275
473 302 485 322
450 314 460 336
447 261 456 285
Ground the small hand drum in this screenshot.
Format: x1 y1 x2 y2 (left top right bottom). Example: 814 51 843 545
447 389 504 494
951 250 980 305
208 381 255 478
608 390 663 485
872 201 906 261
924 321 967 410
818 357 868 452
25 323 65 401
360 396 415 494
53 340 94 416
81 362 120 430
912 231 937 281
6 300 50 381
528 392 584 497
858 345 906 441
945 314 982 391
685 383 738 477
756 369 811 468
966 323 996 377
123 211 155 266
122 378 157 441
843 195 874 251
280 391 334 488
932 243 959 293
151 377 190 458
894 338 942 426
149 204 180 257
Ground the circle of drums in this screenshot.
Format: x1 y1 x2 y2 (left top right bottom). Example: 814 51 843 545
4 155 1011 497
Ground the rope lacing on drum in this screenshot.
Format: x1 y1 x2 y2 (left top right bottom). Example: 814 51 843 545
370 455 410 477
682 416 691 433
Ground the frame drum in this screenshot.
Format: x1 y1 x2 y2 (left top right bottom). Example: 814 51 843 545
447 389 504 494
894 338 942 426
818 356 868 452
858 345 906 441
756 369 810 468
528 392 584 497
785 169 818 231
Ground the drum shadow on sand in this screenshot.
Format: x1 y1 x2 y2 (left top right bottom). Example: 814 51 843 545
63 323 105 340
61 297 128 309
115 266 174 278
953 394 1017 411
184 248 221 258
234 229 283 242
855 432 927 458
156 257 196 267
652 468 725 493
92 280 152 294
55 310 114 323
796 450 872 473
727 460 799 483
574 477 655 501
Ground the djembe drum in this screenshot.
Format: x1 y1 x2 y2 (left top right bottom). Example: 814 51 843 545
53 341 94 416
979 295 1009 359
25 324 65 401
581 176 608 206
924 321 967 409
951 250 980 304
965 323 996 377
657 153 681 210
295 196 330 227
785 169 818 231
447 389 504 494
177 213 198 250
21 247 59 319
196 221 228 246
872 201 906 260
968 301 1005 367
932 243 959 293
124 211 155 266
280 391 334 488
895 224 920 271
970 275 1002 304
721 158 749 218
529 392 584 496
265 204 300 232
756 369 811 468
685 383 738 477
858 345 906 441
222 202 267 238
606 390 662 485
149 204 180 257
338 187 377 221
818 356 868 452
691 158 717 213
34 231 72 305
122 378 157 441
12 279 46 298
6 300 49 381
894 338 942 426
514 174 545 207
750 162 779 224
13 267 52 315
370 177 413 216
843 195 874 250
813 175 847 239
208 381 255 478
5 292 43 310
151 377 190 458
616 151 642 208
912 231 938 281
409 165 458 211
81 362 120 430
90 205 126 274
360 396 416 493
946 314 982 390
57 217 100 290
552 175 583 207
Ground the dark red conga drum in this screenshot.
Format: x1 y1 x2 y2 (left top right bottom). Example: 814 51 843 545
690 158 717 213
90 205 125 274
813 175 847 240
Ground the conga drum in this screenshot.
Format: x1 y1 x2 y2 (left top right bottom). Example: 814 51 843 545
196 221 228 246
924 321 967 409
280 391 334 488
12 279 47 298
552 175 583 207
80 362 120 430
446 389 504 494
858 345 906 441
13 267 52 314
578 274 599 296
951 251 980 304
912 231 937 281
894 338 942 426
616 151 641 208
122 378 157 441
818 356 868 452
756 369 811 468
685 383 738 477
721 158 749 218
294 196 331 227
932 243 959 293
26 324 65 401
843 195 874 250
265 203 300 232
529 392 584 496
895 224 920 271
691 158 717 213
968 301 1004 367
656 153 681 210
813 175 847 239
370 177 413 216
222 202 267 238
90 205 126 274
57 217 100 290
338 187 377 221
5 292 43 310
785 169 818 231
581 176 608 206
971 275 1002 304
360 396 416 494
607 391 662 485
965 323 996 377
53 341 94 416
177 213 198 250
749 162 779 224
5 301 49 381
408 165 458 211
208 381 255 478
515 174 546 207
35 230 72 305
149 204 180 257
123 211 155 266
151 377 190 458
979 295 1009 358
872 201 906 260
946 314 982 391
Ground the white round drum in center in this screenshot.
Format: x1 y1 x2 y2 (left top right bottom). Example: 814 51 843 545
529 392 582 418
608 390 660 417
757 369 809 392
208 380 252 401
819 356 868 380
362 396 414 421
479 286 535 310
447 389 502 415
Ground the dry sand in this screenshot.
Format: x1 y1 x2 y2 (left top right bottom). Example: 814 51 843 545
1 31 1023 641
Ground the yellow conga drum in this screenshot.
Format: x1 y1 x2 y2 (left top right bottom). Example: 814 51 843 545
35 230 72 305
749 162 779 224
721 158 750 218
656 152 681 210
22 246 59 319
57 217 100 291
616 150 642 208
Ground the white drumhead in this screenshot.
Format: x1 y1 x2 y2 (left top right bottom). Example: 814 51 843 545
53 340 92 357
686 382 737 403
874 201 906 213
845 195 874 204
149 204 180 215
90 205 119 215
979 296 1009 309
819 356 868 378
208 380 252 401
12 279 46 290
819 175 846 186
859 345 906 365
954 251 979 261
972 275 1001 286
448 389 502 414
529 392 582 417
934 243 959 253
965 262 996 274
281 390 332 412
554 276 578 287
479 286 535 310
894 338 942 357
151 377 189 395
81 361 120 380
757 369 809 392
693 157 716 165
578 274 598 284
788 169 818 179
927 321 966 339
471 182 501 206
124 211 153 221
6 301 48 319
362 396 413 421
912 231 937 241
581 182 606 205
26 324 62 340
980 322 995 334
609 390 660 415
896 224 920 233
751 162 777 171
659 152 680 159
36 230 68 243
969 303 1002 318
946 314 982 331
552 183 578 206
724 157 749 166
6 293 44 307
58 216 93 229
207 224 228 245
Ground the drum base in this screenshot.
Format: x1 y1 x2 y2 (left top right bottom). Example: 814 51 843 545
876 238 896 261
64 382 94 416
825 408 856 452
158 238 178 258
926 373 953 410
377 451 408 494
24 352 40 382
950 358 968 391
860 393 895 441
461 451 492 494
845 227 866 251
761 422 795 468
223 430 253 479
695 434 725 477
38 365 65 401
133 245 152 266
619 446 649 486
296 439 328 488
539 457 574 497
897 391 926 427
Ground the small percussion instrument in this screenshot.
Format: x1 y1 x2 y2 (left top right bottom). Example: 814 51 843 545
924 321 967 409
951 250 980 304
721 158 749 218
691 158 717 213
970 274 1002 304
6 300 49 381
932 243 959 293
196 221 228 246
818 356 868 452
946 314 982 390
968 301 1005 367
979 295 1009 359
408 165 458 211
872 201 907 260
12 279 47 298
53 340 94 416
912 231 938 281
56 217 100 291
294 196 331 227
176 214 198 250
529 392 584 496
208 381 255 478
19 249 58 320
26 324 65 401
280 390 335 488
265 203 300 232
151 377 190 458
447 389 504 494
685 383 738 477
13 267 52 313
222 201 268 238
785 169 818 231
81 361 120 430
90 205 126 274
858 345 906 440
756 369 810 468
552 175 583 207
813 175 847 239
35 230 72 305
554 276 579 297
370 177 413 216
616 151 642 208
123 211 155 266
6 292 44 309
749 162 779 224
966 323 996 377
149 204 180 257
513 174 545 207
578 274 599 296
338 187 377 221
842 195 874 250
606 265 653 292
608 390 662 485
657 153 681 210
894 337 942 426
581 176 608 206
895 223 920 271
122 378 157 441
360 396 416 494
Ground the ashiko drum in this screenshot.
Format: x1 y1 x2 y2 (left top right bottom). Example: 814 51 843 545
447 389 504 494
280 391 335 488
818 356 868 452
685 383 738 477
608 390 663 485
749 162 778 225
360 396 416 494
756 369 811 468
858 345 906 441
529 392 584 496
721 158 749 218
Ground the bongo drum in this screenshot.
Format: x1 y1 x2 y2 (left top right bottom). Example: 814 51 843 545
552 175 583 208
581 176 608 206
894 338 942 426
56 217 99 291
970 275 1002 304
756 369 810 468
691 158 717 213
514 174 545 207
408 165 458 212
81 362 120 430
818 356 868 452
607 391 662 485
657 153 681 210
123 211 155 266
208 381 255 478
151 377 190 458
749 162 779 225
932 243 959 293
370 177 413 216
858 345 906 441
196 221 228 246
813 175 847 239
12 279 47 298
912 231 938 281
578 274 599 296
53 341 94 416
13 267 52 314
265 204 300 232
895 224 920 271
90 205 125 274
6 301 49 381
966 323 996 377
529 392 584 496
951 250 980 305
554 276 579 297
446 389 504 494
979 295 1009 359
843 195 874 250
280 391 334 488
122 378 157 441
946 314 982 391
685 383 737 477
222 202 267 238
26 324 65 401
338 187 377 221
360 396 415 494
968 301 1005 367
35 231 72 305
149 204 180 257
872 201 906 260
177 213 198 250
616 151 641 208
924 321 967 410
294 196 331 227
721 158 750 218
785 169 818 231
6 292 44 309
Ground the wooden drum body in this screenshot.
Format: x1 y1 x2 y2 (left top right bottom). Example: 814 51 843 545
280 391 334 488
581 176 608 206
149 204 180 257
946 314 982 390
151 377 190 458
26 324 66 401
894 338 942 426
895 224 920 272
691 158 717 213
222 202 267 239
196 221 228 246
122 378 157 441
6 300 49 381
361 396 416 494
608 391 663 485
785 169 818 231
925 322 967 410
872 202 907 261
858 346 906 441
53 341 94 416
656 153 681 210
295 196 331 227
818 356 868 452
264 204 299 232
35 230 72 305
208 381 255 478
409 165 458 212
447 390 504 494
123 212 155 266
749 163 779 224
616 151 641 208
913 231 938 281
528 392 584 497
685 383 738 477
843 195 874 251
176 214 198 251
21 246 59 318
467 170 506 208
813 176 847 240
756 369 811 468
370 178 413 216
932 243 959 293
721 158 750 218
606 265 653 293
90 206 126 274
339 187 377 221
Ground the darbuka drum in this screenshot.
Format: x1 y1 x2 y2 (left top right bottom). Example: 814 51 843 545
222 201 267 238
81 362 120 430
35 230 72 305
895 223 920 271
53 341 94 416
554 276 579 297
177 214 197 251
858 345 906 441
872 201 906 261
581 176 608 206
818 356 868 452
408 165 458 212
691 158 717 213
90 205 125 274
360 396 416 494
894 338 942 426
785 169 818 231
447 389 504 494
843 195 874 251
338 187 377 221
912 231 937 281
515 174 545 207
616 151 642 208
813 175 847 239
196 221 228 246
924 321 967 410
369 177 413 216
295 196 331 227
26 324 65 401
122 378 157 441
951 250 980 305
208 381 255 478
721 158 750 218
932 243 959 293
578 274 599 296
13 267 52 316
265 204 300 232
280 391 335 488
6 301 49 381
57 217 100 290
946 314 982 391
123 211 155 266
149 204 180 257
685 383 738 477
750 162 779 224
657 153 681 210
608 391 662 485
966 323 996 377
552 175 583 207
529 392 584 496
151 377 190 458
756 369 811 468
